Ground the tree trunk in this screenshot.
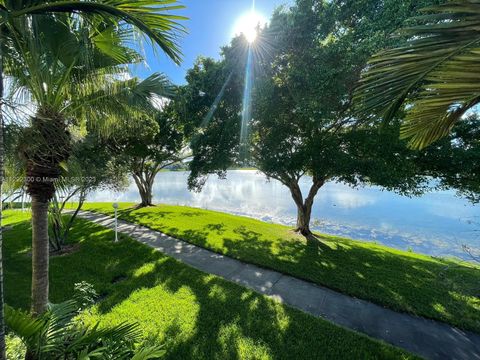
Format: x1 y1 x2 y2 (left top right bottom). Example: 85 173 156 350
23 109 70 318
61 188 86 244
133 171 155 207
30 197 49 316
288 177 325 238
0 30 6 359
296 204 312 237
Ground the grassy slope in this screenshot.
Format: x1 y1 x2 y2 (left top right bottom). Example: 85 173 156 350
3 210 416 360
78 202 480 333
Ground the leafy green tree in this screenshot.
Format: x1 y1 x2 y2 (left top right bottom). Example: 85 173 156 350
49 134 129 251
183 56 244 189
355 0 480 149
187 0 440 238
110 102 188 207
415 114 480 203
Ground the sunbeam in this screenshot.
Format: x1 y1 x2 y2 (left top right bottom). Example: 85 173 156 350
200 72 233 129
240 45 254 161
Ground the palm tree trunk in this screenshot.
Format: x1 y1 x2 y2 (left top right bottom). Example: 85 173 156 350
30 196 49 316
24 110 70 317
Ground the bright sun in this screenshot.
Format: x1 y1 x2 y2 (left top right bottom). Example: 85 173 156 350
233 11 267 43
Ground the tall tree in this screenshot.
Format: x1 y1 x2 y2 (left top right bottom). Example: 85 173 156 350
187 0 440 238
355 0 480 149
110 101 188 207
0 2 184 355
183 56 244 189
3 9 184 321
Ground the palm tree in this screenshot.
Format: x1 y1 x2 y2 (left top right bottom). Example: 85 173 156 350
6 12 176 318
0 0 184 354
0 3 184 355
354 0 480 149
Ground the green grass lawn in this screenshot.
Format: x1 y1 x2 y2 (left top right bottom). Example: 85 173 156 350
77 202 480 333
3 210 416 359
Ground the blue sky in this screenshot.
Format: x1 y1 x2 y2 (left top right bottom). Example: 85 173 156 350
131 0 292 85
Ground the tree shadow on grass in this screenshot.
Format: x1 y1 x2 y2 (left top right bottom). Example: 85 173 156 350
118 208 174 221
68 213 480 333
27 218 399 358
92 253 408 359
212 226 480 333
127 213 479 331
128 211 479 334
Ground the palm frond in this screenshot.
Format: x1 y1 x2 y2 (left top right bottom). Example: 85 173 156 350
6 298 165 359
69 72 174 134
8 0 187 64
4 305 44 348
354 0 480 148
132 346 166 360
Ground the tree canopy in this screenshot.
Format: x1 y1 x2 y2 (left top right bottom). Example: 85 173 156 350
183 0 445 237
108 101 189 207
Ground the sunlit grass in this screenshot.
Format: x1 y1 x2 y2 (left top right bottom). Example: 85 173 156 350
78 202 480 333
3 210 416 359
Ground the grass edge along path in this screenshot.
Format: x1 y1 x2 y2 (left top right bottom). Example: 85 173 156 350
3 210 417 360
76 202 480 333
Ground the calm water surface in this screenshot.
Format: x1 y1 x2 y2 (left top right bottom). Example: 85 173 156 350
88 170 480 259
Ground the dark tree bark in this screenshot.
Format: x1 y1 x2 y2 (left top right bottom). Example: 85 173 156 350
288 176 325 238
132 167 157 207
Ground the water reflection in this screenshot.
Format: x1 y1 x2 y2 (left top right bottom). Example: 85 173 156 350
88 170 480 259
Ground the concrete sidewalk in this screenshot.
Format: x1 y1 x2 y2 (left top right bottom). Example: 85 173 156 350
77 210 480 360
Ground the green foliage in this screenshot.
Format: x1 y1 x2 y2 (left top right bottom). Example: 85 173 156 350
5 298 166 359
2 123 25 204
79 203 480 333
2 0 187 65
3 210 417 359
111 106 187 174
355 0 480 148
73 281 98 311
0 1 185 355
108 103 189 206
179 56 244 190
182 0 452 235
419 115 480 202
5 334 25 360
49 134 129 251
185 0 443 186
248 0 442 189
3 9 179 206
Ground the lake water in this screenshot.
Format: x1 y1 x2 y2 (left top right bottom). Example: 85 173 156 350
88 170 480 260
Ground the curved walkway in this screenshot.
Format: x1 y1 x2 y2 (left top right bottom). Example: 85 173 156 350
77 210 480 360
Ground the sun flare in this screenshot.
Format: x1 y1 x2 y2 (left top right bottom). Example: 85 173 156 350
233 11 266 43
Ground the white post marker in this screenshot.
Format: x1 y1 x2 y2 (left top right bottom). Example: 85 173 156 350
113 202 119 242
